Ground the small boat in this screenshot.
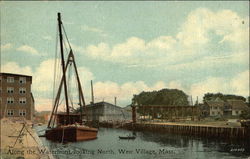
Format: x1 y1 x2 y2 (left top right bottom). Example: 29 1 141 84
119 136 136 140
45 13 98 142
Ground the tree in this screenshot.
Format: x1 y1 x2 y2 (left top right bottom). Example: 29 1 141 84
247 96 250 107
240 109 250 119
203 93 246 102
132 88 189 106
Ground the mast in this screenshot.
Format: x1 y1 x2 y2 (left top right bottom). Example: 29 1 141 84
69 50 86 122
58 13 70 117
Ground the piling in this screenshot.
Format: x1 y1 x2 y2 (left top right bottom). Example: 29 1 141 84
122 122 250 140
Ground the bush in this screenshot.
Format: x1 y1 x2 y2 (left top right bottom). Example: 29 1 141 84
240 110 250 119
214 116 226 121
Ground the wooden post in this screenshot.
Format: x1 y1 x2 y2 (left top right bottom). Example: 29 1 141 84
143 106 145 121
132 106 136 123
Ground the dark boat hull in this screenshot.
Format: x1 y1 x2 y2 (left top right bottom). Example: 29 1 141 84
45 126 98 142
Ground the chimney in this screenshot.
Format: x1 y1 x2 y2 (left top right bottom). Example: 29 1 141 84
91 80 94 104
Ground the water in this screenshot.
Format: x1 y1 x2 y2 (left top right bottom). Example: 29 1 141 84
35 126 250 159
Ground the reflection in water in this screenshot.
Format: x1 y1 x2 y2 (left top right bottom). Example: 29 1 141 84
35 126 249 159
139 131 250 158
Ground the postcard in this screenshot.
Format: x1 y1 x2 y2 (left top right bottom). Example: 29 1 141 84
0 1 249 159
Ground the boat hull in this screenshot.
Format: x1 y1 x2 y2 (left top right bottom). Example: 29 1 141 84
119 136 136 140
45 126 98 142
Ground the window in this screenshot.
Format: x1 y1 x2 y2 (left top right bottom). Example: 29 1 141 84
7 77 14 83
7 87 14 93
19 98 26 104
19 110 26 116
19 88 26 94
236 111 238 115
7 110 14 116
7 97 14 104
19 77 26 84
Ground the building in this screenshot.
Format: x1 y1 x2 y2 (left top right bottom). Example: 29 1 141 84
204 98 249 117
226 100 249 116
86 102 132 122
198 104 210 117
0 73 35 120
34 111 51 124
205 98 225 116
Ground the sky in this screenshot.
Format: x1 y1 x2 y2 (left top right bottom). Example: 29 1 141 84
0 1 249 111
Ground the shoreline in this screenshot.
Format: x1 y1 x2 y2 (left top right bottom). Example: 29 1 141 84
0 118 54 159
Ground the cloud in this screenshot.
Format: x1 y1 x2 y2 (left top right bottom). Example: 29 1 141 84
189 77 229 101
71 43 86 54
78 67 95 87
167 81 184 91
3 61 247 110
89 71 249 107
1 59 95 111
3 8 249 111
167 51 248 71
177 9 249 48
86 42 110 59
32 58 94 94
32 59 56 93
84 8 248 70
92 80 170 105
16 45 39 55
35 98 53 112
1 43 12 51
1 62 32 75
189 70 249 101
230 70 249 96
86 36 177 66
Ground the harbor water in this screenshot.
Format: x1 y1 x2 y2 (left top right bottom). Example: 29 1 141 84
35 126 250 159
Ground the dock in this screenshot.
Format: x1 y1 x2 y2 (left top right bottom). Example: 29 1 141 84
0 118 54 159
122 122 250 140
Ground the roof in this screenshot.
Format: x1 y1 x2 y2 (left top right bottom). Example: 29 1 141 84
123 105 132 111
227 100 249 110
56 113 81 116
86 101 123 109
205 101 225 107
0 72 32 78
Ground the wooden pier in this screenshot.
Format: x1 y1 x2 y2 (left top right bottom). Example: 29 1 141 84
123 123 250 140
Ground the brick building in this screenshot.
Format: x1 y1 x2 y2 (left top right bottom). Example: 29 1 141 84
0 73 35 120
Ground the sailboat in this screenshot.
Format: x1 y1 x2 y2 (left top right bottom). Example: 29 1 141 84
45 13 98 142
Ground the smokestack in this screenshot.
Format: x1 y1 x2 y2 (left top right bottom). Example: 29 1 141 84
91 80 94 104
114 97 117 106
191 95 193 106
